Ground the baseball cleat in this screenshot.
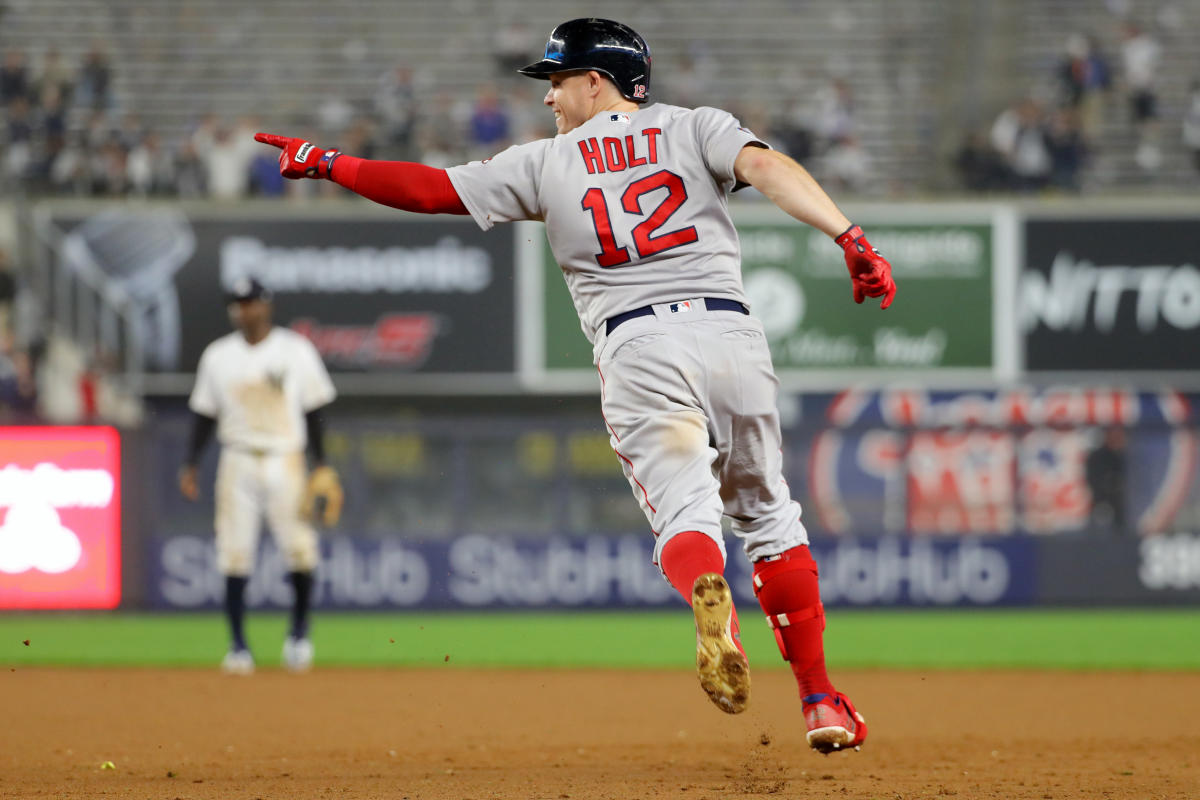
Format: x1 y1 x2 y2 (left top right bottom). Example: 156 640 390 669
282 636 314 673
220 647 255 676
691 572 750 714
803 691 867 754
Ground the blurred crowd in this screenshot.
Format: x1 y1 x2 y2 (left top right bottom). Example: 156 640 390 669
0 10 1197 204
0 34 882 202
0 246 38 423
958 11 1200 194
0 240 136 426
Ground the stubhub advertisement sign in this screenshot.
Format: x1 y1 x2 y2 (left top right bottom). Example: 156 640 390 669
147 533 1034 610
0 427 122 609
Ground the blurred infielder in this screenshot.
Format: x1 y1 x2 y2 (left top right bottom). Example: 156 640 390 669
255 18 894 751
179 277 341 675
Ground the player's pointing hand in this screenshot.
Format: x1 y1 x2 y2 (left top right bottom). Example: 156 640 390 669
254 132 341 180
836 224 897 309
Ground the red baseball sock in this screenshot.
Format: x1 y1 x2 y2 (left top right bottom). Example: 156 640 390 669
752 544 835 698
660 531 745 655
660 531 724 600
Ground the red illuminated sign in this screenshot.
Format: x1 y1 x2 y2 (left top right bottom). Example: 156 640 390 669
0 427 121 609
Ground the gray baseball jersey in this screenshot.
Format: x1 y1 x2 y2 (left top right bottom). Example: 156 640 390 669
448 103 764 349
448 102 808 563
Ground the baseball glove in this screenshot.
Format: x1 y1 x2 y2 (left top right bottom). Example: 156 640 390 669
301 465 344 527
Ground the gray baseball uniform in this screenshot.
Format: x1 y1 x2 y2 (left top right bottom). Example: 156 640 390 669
448 103 810 566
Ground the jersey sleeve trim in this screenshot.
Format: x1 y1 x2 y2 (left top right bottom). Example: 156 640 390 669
445 167 496 232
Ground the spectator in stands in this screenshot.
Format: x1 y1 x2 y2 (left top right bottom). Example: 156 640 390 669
49 132 90 195
467 84 511 158
1118 21 1162 170
1046 108 1088 192
1183 79 1200 175
203 122 255 199
771 99 816 162
248 142 286 197
809 77 856 150
38 84 68 143
414 125 457 169
127 132 176 196
0 247 15 335
954 129 1012 192
0 49 31 106
91 135 130 196
0 249 36 423
991 98 1051 192
27 130 61 194
3 96 35 182
34 47 74 104
1057 33 1111 144
315 92 355 140
417 91 467 165
373 65 418 160
504 83 550 144
822 133 874 194
114 112 146 152
75 44 114 112
0 338 38 423
173 139 207 198
82 110 112 151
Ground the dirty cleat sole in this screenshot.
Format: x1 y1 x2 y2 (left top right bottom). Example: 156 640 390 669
807 726 857 753
692 573 750 714
804 692 868 754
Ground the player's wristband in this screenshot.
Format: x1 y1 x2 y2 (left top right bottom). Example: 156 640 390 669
317 150 341 180
835 224 865 251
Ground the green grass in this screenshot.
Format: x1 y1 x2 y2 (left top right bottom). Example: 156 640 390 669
2 609 1198 670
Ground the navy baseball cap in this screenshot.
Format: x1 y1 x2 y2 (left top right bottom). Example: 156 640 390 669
225 276 272 303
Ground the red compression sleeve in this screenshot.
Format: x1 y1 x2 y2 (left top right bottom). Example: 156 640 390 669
329 156 469 215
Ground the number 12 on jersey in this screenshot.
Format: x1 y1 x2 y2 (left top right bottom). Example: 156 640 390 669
581 169 699 267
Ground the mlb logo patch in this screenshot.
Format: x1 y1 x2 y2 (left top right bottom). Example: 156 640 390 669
669 300 693 314
610 112 631 124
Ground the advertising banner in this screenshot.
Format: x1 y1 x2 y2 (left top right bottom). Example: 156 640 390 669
542 220 997 374
802 387 1197 537
1023 217 1200 371
0 427 122 609
52 211 515 374
145 532 1034 610
1035 531 1200 604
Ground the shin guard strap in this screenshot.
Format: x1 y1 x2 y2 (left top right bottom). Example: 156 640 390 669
764 602 824 631
763 602 824 660
752 556 818 595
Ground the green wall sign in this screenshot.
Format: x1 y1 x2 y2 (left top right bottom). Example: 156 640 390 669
541 220 995 373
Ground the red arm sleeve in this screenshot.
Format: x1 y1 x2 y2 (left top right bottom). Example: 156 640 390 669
329 156 469 215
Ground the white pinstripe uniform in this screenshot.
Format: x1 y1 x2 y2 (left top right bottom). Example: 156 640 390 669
189 328 336 575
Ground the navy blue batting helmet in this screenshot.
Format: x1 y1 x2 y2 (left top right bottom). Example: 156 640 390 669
518 18 651 104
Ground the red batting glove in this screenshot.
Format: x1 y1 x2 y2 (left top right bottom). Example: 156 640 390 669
254 132 341 180
835 224 896 309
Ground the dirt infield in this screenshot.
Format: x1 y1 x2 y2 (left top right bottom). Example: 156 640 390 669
2 668 1198 799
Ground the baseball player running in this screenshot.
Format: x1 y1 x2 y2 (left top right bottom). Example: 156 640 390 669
255 18 894 751
179 277 342 675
